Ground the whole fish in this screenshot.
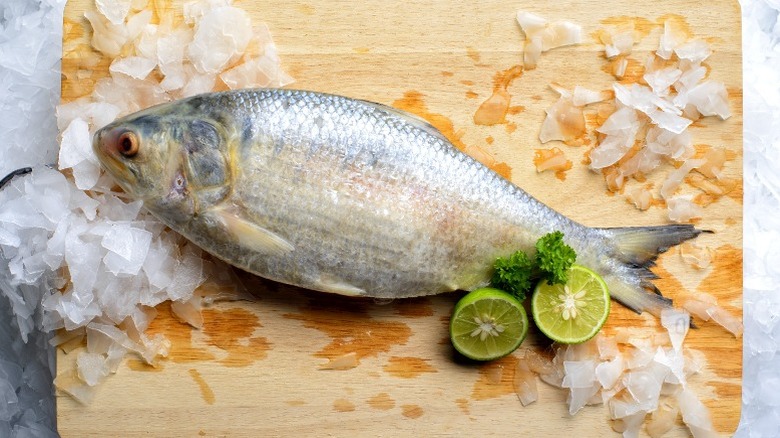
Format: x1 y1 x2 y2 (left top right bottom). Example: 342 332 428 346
93 89 700 315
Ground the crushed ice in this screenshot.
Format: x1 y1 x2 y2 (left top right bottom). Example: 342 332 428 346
538 19 734 223
1 0 293 408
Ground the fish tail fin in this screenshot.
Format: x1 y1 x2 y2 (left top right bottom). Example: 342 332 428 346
597 224 707 316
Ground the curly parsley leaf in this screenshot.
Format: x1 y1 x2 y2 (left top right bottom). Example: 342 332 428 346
535 231 576 285
490 232 577 300
491 250 535 300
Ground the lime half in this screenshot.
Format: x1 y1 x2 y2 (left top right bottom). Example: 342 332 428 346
450 288 529 361
531 265 610 344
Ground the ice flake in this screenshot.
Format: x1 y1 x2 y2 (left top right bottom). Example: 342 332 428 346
604 30 635 58
76 352 109 386
674 40 712 63
667 196 703 223
539 96 585 144
58 118 94 169
678 389 718 437
685 81 731 120
96 0 133 25
64 225 102 301
513 354 538 406
109 56 157 80
562 360 596 395
660 158 705 199
661 308 690 352
188 6 252 74
657 20 686 60
101 224 152 275
595 354 625 390
643 67 682 96
516 11 581 69
645 126 693 160
572 86 607 107
165 244 205 302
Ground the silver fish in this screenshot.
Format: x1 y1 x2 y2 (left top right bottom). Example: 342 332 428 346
93 89 700 315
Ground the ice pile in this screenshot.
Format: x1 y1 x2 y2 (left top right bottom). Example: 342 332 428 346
1 0 293 404
0 0 65 435
515 309 719 437
736 0 780 436
0 0 65 179
539 19 736 223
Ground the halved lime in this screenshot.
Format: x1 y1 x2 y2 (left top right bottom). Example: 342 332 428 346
450 288 529 361
531 265 610 344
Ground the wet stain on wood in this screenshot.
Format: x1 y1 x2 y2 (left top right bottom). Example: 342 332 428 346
286 399 306 406
392 297 435 318
466 46 481 63
202 307 271 367
383 356 437 378
603 56 646 84
455 397 470 415
284 296 412 362
188 369 215 405
471 355 519 400
507 105 525 115
137 302 271 369
319 352 359 370
694 246 743 381
697 245 742 307
392 91 467 151
655 14 695 39
126 359 164 372
333 398 356 412
142 303 215 366
296 4 316 15
367 392 395 410
599 16 659 39
401 404 425 419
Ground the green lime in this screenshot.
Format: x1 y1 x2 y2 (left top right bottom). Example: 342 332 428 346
531 265 610 344
450 287 529 361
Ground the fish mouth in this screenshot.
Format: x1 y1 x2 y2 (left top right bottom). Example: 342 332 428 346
92 127 138 189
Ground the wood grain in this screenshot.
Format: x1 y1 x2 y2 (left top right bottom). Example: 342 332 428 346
58 0 743 436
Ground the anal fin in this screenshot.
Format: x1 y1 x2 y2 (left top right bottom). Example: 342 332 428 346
314 275 366 297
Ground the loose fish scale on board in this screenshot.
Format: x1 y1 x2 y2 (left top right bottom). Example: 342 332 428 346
59 0 742 436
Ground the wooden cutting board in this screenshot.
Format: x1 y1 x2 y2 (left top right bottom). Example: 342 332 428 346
57 0 743 436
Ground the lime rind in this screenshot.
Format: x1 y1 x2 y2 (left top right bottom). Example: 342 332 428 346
450 288 529 361
531 265 610 344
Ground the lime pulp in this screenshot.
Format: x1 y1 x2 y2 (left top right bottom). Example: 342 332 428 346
531 265 610 344
449 287 529 361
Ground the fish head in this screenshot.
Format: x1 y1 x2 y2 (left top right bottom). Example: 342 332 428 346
93 103 232 225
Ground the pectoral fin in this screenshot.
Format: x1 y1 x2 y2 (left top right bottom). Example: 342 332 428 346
209 208 294 256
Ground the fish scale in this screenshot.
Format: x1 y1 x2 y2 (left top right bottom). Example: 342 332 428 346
93 88 701 314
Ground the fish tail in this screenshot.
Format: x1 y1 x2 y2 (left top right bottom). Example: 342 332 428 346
596 224 707 316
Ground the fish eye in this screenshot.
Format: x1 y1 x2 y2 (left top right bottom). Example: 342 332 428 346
118 131 139 158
